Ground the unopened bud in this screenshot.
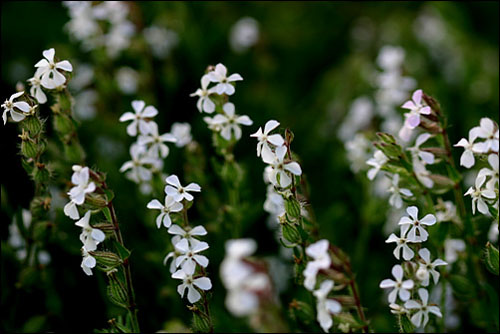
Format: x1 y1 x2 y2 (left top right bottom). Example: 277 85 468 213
281 222 301 244
285 197 301 219
415 266 429 282
92 251 122 268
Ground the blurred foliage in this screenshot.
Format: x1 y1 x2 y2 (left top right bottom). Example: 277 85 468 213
1 1 498 333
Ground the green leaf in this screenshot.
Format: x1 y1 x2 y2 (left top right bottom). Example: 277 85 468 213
114 241 131 261
103 207 112 222
484 242 499 275
449 274 476 299
104 189 115 202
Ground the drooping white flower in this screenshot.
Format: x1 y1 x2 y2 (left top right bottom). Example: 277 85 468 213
81 247 97 276
398 206 436 242
388 174 413 209
120 143 157 182
172 269 212 303
164 175 201 202
174 239 209 275
367 150 388 180
250 120 285 157
2 91 30 125
313 280 342 332
170 122 193 147
137 122 177 158
444 239 466 264
385 224 416 260
211 102 253 140
27 75 47 104
379 264 414 303
401 89 431 130
75 211 105 251
413 160 434 189
262 145 302 188
64 166 97 220
417 248 447 286
190 75 216 113
472 118 499 153
464 175 496 215
34 48 73 89
408 133 435 165
119 100 158 136
207 63 243 95
454 128 480 168
168 224 208 247
147 196 184 228
303 240 331 291
163 236 182 273
478 154 499 191
404 288 442 328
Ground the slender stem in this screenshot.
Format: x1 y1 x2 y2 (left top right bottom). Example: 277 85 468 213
182 199 190 228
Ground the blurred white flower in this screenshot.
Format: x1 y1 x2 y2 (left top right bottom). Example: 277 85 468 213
2 91 30 125
401 89 431 130
119 100 158 136
313 280 342 332
345 134 371 173
165 175 201 202
116 67 139 95
471 118 499 153
398 206 436 242
338 96 373 142
303 240 331 291
488 222 499 243
366 150 388 180
143 25 178 58
404 288 442 328
229 17 259 53
211 102 253 140
379 264 414 303
377 45 405 71
388 174 413 209
74 89 97 120
170 122 193 147
444 239 466 264
120 143 158 182
34 48 73 89
408 133 435 165
207 63 243 96
147 196 183 228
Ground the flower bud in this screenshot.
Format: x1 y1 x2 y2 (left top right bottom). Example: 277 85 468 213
284 197 301 219
53 113 74 137
22 116 43 136
21 140 38 159
484 242 499 276
32 164 50 184
92 251 123 269
281 222 301 244
85 193 108 208
415 266 429 282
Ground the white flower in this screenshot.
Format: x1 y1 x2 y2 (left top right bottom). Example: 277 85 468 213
203 116 222 132
163 236 182 273
116 67 138 95
119 100 158 136
401 89 431 130
172 269 212 303
120 144 155 182
75 211 105 251
147 196 183 228
345 134 371 173
413 160 434 188
164 175 201 202
2 91 30 125
488 222 499 243
137 122 177 158
81 248 97 276
379 264 414 303
64 166 96 220
408 133 435 165
220 239 257 290
250 120 285 157
63 1 99 43
303 240 331 291
170 122 192 147
262 145 302 188
367 150 388 180
377 46 405 71
464 175 496 215
143 25 178 58
435 200 458 223
404 288 442 328
389 303 408 315
444 239 466 264
263 185 285 218
313 280 342 332
478 154 499 191
175 239 209 275
225 273 269 317
454 128 480 168
472 118 499 153
34 48 73 89
417 248 447 286
27 75 47 104
168 224 208 247
385 224 416 260
207 63 243 95
190 75 216 113
388 174 413 209
398 206 436 242
211 102 253 140
229 17 260 53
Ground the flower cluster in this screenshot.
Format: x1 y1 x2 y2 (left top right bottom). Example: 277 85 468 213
147 174 211 304
380 206 446 328
63 165 105 276
63 1 135 58
455 118 499 216
220 239 272 317
191 63 253 141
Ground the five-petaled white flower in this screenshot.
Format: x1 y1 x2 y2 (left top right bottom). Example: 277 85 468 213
175 239 209 275
163 236 182 273
250 120 285 157
367 150 388 180
2 91 30 125
207 63 243 96
147 196 184 228
34 48 73 89
478 154 499 191
401 89 431 130
75 211 105 251
138 122 177 158
261 145 302 188
398 206 436 242
472 118 499 153
408 133 435 165
386 224 416 260
464 175 496 215
313 280 342 332
120 143 158 182
388 174 413 209
404 288 442 328
454 128 480 168
413 161 434 189
64 165 96 220
190 74 216 113
164 175 201 202
379 264 414 303
211 102 253 140
81 248 97 276
303 239 331 291
168 224 208 247
119 100 158 136
417 248 447 286
170 122 193 147
172 269 212 303
28 75 48 104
